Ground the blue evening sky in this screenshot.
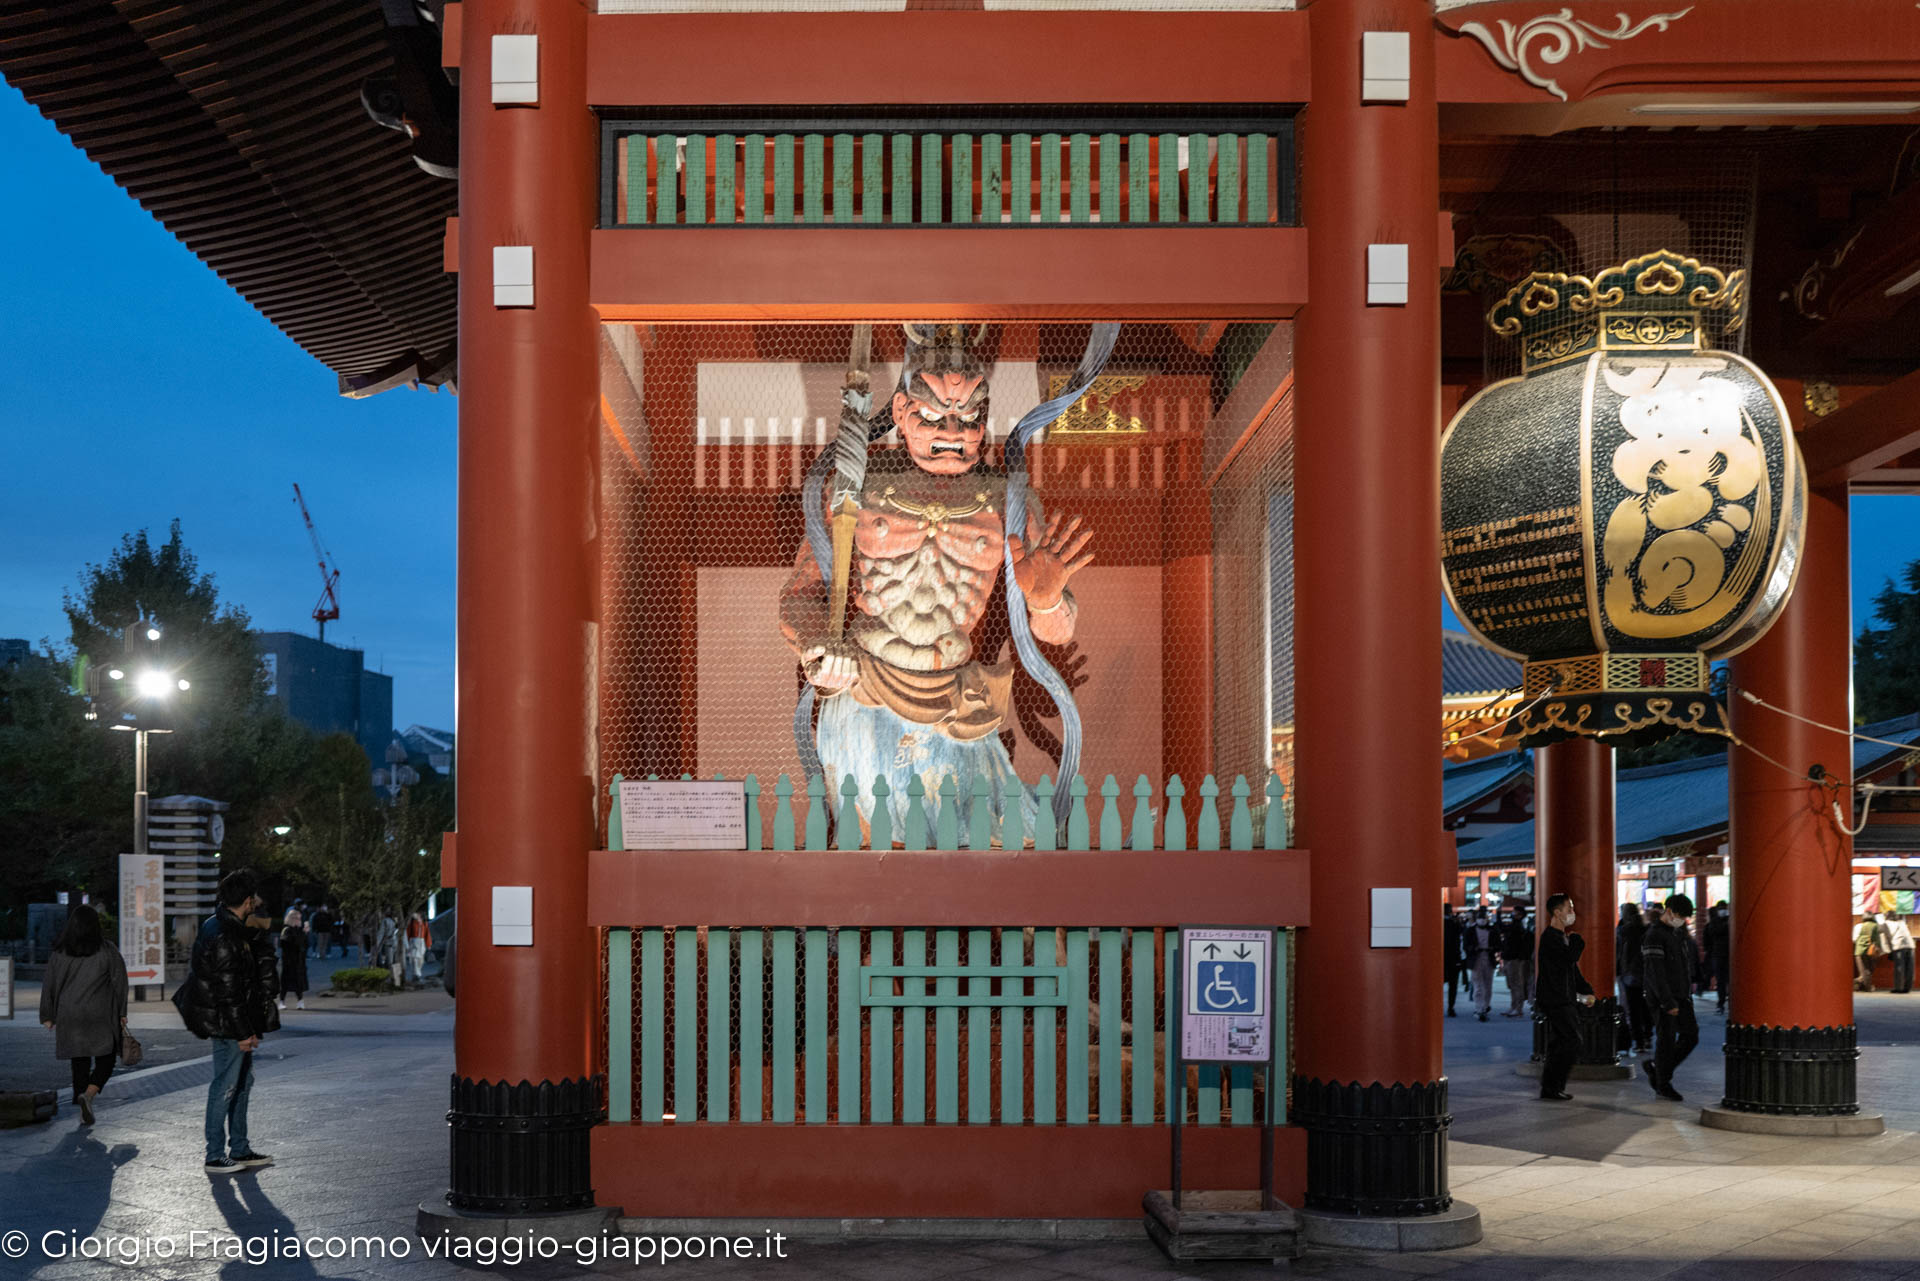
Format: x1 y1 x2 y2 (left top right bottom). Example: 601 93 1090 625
2 83 1916 735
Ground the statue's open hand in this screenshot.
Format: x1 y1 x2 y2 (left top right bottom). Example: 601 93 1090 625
802 641 860 693
1009 512 1093 610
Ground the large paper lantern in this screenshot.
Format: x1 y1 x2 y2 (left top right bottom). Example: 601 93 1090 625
1440 251 1806 747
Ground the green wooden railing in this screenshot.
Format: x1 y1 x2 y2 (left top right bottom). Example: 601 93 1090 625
603 771 1291 1130
602 119 1297 228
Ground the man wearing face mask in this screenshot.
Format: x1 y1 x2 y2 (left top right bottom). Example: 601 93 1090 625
1534 893 1595 1101
1640 894 1699 1101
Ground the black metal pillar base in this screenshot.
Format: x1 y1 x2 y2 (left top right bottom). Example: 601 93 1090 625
1720 1024 1863 1117
447 1075 604 1214
1292 1078 1451 1217
1528 996 1624 1066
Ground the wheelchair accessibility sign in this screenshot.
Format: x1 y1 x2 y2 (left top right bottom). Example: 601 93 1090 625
1179 927 1274 1063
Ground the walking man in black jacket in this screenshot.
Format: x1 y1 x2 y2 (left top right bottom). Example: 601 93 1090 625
1641 893 1699 1102
1443 906 1465 1017
174 871 280 1173
1536 893 1596 1100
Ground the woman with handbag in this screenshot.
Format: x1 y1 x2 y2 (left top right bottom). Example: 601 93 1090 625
40 904 130 1125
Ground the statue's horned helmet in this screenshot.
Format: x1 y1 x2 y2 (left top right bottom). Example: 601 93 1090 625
901 322 990 386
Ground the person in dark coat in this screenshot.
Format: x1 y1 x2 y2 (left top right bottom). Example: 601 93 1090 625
1466 908 1500 1020
1706 901 1731 1012
1616 902 1651 1054
1502 908 1536 1017
40 905 128 1125
1443 906 1465 1017
279 908 309 1011
1535 892 1596 1100
174 870 279 1174
1641 893 1699 1102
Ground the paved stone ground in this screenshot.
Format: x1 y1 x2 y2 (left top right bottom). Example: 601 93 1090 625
2 979 1919 1279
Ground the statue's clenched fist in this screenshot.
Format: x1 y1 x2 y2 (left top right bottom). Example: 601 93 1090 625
803 641 860 693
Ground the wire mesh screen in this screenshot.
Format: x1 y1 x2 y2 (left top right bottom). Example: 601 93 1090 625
597 321 1295 844
1446 130 1761 384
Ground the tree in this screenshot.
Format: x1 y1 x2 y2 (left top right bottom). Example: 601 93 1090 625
1856 558 1920 725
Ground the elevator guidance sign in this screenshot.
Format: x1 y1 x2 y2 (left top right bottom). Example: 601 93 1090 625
1179 927 1275 1064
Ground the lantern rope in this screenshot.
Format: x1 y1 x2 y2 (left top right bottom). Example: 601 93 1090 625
1439 685 1552 751
1732 687 1920 756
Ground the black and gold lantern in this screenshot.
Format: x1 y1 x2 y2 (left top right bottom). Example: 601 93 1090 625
1440 251 1805 747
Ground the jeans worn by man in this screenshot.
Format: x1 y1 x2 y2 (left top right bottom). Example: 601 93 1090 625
173 870 280 1174
205 1038 256 1164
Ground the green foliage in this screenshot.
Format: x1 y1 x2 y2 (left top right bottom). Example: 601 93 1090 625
1856 559 1920 726
284 756 449 952
327 967 396 994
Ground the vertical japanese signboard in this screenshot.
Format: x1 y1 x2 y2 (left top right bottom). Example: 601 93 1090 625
119 853 167 988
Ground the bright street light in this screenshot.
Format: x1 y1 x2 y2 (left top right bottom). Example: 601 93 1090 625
135 670 171 698
176 678 191 691
107 668 124 681
145 626 162 641
272 825 292 837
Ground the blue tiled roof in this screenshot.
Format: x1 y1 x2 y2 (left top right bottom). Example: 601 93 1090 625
1442 751 1531 820
1442 630 1522 698
1456 712 1920 867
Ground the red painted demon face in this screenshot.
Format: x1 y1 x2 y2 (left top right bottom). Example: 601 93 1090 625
892 370 989 475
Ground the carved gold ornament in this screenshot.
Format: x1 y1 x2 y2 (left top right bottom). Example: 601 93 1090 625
1457 7 1696 103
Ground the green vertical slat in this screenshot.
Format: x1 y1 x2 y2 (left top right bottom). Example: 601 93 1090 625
981 133 1002 223
1033 776 1057 851
1098 775 1123 850
1066 928 1090 1123
1197 776 1222 851
1033 927 1057 1124
862 133 884 224
773 774 796 850
1230 776 1255 850
950 133 972 225
674 927 697 1120
1038 132 1061 224
935 928 960 1123
1218 134 1240 224
707 929 730 1123
608 928 632 1123
1230 1066 1253 1125
1128 133 1149 224
968 927 991 1122
1010 133 1032 224
1098 928 1122 1124
640 928 664 1122
1129 776 1155 851
623 138 648 225
831 133 853 223
1164 776 1188 851
891 134 913 224
870 778 893 851
1265 775 1288 849
902 929 927 1123
1157 133 1179 223
1246 132 1269 225
936 777 960 850
739 929 763 1122
715 134 736 225
655 134 678 225
1164 931 1179 1125
772 928 796 1122
1069 132 1090 223
1199 1056 1222 1126
805 775 829 849
772 133 795 224
902 777 928 850
1130 928 1153 1124
921 133 943 225
744 775 762 850
837 775 862 851
805 928 828 1122
1067 776 1091 850
803 134 824 224
1187 133 1209 224
683 134 706 225
870 929 894 1122
1002 784 1025 853
1273 930 1289 1124
743 134 765 224
968 776 992 851
1098 133 1120 223
607 774 625 851
1000 927 1023 1124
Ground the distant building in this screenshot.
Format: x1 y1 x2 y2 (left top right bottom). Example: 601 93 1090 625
399 724 455 775
0 638 36 670
254 631 393 765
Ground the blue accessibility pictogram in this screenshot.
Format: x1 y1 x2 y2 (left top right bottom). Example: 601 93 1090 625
1198 961 1259 1014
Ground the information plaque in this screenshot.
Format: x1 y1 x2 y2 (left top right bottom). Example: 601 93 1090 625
617 778 748 850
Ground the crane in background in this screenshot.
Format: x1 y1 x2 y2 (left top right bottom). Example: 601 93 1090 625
292 482 342 643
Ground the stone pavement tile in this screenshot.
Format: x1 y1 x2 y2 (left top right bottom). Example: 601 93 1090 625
1776 1263 1909 1281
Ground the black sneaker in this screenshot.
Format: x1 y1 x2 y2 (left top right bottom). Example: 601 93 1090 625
78 1093 94 1125
1477 1012 1488 1022
1657 1085 1685 1102
1539 1091 1573 1101
1642 1060 1662 1093
231 1151 274 1168
205 1158 243 1175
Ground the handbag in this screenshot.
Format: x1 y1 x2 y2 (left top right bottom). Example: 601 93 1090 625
120 1027 144 1068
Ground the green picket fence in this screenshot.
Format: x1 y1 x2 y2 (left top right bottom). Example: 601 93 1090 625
604 123 1296 228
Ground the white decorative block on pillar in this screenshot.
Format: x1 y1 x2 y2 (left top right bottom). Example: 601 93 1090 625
1361 31 1411 103
491 33 538 105
1370 887 1413 948
493 245 534 308
492 886 533 947
1367 242 1409 306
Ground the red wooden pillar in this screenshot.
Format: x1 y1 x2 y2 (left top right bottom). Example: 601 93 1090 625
1291 0 1452 1219
449 0 604 1211
1722 484 1874 1124
1534 738 1621 1067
